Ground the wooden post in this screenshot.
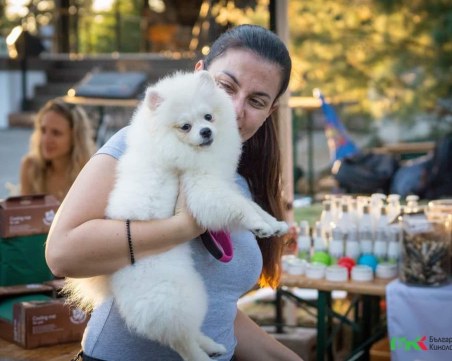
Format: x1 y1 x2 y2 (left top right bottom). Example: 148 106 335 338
273 0 294 223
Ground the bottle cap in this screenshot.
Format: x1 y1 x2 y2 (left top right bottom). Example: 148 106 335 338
305 263 326 279
325 265 348 282
351 265 374 282
286 258 307 275
358 254 378 272
376 263 397 279
281 255 297 273
338 256 356 277
311 251 331 266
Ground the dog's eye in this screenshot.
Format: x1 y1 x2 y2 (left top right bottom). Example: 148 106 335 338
204 114 213 122
181 124 192 132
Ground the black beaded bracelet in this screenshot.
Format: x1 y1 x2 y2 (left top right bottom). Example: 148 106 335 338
126 219 135 265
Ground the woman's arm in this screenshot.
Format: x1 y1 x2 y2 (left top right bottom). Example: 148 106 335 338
234 309 304 361
19 157 34 195
45 154 205 278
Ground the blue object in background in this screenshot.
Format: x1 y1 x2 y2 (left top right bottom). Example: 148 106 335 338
314 89 359 162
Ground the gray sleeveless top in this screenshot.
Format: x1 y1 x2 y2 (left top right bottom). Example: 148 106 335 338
82 127 263 361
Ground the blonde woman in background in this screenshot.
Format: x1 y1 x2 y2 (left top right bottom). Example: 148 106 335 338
20 98 96 202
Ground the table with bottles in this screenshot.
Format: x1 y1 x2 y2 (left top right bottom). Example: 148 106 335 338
280 193 425 361
283 194 451 361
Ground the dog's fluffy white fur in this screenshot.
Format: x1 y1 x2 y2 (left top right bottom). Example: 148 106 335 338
64 71 288 361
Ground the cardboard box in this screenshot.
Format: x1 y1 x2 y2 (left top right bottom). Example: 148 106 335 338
0 284 54 342
13 298 89 349
0 194 60 238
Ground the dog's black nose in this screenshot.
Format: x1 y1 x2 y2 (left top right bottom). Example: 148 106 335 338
200 127 212 139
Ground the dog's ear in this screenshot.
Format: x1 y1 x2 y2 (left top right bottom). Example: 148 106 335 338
197 70 215 90
145 87 164 111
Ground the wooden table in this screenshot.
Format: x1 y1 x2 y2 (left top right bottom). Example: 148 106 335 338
0 338 81 361
278 274 393 361
281 274 389 296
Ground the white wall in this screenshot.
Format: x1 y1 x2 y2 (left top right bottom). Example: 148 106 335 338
0 70 46 129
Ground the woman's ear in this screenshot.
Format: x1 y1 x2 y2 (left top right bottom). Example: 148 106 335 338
194 60 204 72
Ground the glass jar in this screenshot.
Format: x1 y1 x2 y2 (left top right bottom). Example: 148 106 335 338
426 199 452 222
399 214 450 286
426 199 452 275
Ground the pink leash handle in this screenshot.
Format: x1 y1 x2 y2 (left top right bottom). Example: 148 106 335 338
200 230 233 263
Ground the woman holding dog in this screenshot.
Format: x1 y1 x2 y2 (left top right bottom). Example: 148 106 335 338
46 25 303 361
20 98 96 202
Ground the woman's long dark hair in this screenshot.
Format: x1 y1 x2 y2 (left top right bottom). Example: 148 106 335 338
204 25 292 288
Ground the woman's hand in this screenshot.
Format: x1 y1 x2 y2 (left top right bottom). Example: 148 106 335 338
173 186 207 240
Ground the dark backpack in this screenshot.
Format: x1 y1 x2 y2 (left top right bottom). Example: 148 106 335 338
332 151 399 194
423 136 452 199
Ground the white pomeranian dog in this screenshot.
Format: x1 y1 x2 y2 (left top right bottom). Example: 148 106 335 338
64 71 288 361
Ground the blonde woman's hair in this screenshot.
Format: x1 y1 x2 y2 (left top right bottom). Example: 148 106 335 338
23 98 96 196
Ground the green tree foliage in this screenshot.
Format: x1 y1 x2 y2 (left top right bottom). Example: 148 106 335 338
288 0 452 123
76 0 142 54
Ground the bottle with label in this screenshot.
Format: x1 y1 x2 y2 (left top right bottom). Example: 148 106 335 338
297 220 311 261
373 226 388 263
313 220 328 252
329 224 345 264
345 225 360 261
387 227 401 264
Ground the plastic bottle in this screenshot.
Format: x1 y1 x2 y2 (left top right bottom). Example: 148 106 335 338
319 200 333 241
345 225 360 261
370 193 386 232
387 227 401 264
378 205 389 229
329 224 344 264
336 203 353 232
359 205 374 255
387 194 401 223
405 195 420 214
297 220 311 261
373 226 388 263
313 220 328 252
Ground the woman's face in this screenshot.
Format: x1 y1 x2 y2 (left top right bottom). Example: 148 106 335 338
39 110 73 161
197 49 282 141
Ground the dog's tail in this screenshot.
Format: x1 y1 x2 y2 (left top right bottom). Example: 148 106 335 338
62 276 111 312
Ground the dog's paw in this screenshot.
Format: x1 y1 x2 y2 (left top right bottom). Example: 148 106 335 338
252 220 289 238
273 221 290 236
251 223 276 238
198 334 227 356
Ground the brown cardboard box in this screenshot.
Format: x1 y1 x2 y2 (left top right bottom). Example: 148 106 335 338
0 284 54 342
13 298 89 349
0 194 60 238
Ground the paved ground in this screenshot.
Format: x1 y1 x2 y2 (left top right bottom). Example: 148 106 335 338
0 127 33 200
